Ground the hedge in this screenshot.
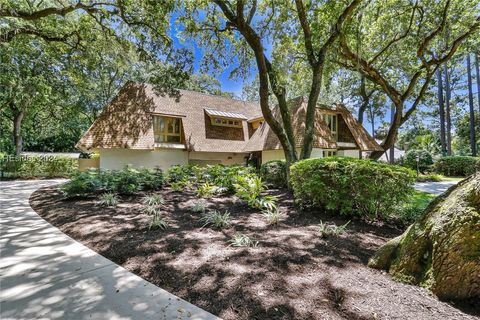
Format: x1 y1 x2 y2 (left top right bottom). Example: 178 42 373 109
260 160 288 188
0 155 77 179
290 157 416 219
435 156 480 177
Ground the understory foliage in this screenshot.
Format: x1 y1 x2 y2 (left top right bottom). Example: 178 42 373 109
200 210 231 229
260 160 288 188
167 164 277 210
435 156 480 177
61 166 163 197
1 155 77 178
318 221 349 238
290 157 416 219
98 192 118 207
229 233 259 247
403 150 434 173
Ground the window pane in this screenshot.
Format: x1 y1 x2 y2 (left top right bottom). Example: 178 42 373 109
173 118 180 133
332 115 337 131
166 135 180 143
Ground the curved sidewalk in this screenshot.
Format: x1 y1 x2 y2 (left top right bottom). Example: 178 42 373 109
0 179 219 320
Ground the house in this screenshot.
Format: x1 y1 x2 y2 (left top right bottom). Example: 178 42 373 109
76 82 382 170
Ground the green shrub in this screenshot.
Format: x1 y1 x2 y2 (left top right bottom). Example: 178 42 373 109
260 160 287 188
98 192 119 207
318 221 349 238
166 164 255 192
403 149 434 173
290 157 415 219
61 169 102 197
200 210 231 229
61 166 164 197
1 155 77 178
435 156 480 176
229 233 258 247
196 182 217 198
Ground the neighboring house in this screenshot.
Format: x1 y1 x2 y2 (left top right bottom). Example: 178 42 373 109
77 82 382 170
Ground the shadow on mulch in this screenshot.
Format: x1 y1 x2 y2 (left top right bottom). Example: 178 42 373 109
30 186 479 320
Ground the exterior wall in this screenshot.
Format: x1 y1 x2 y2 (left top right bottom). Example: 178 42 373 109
78 158 100 172
188 151 249 166
99 148 188 171
337 115 357 143
262 148 325 164
262 148 359 164
204 113 245 141
338 149 360 158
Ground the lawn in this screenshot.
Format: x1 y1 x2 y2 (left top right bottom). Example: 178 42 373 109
30 185 475 320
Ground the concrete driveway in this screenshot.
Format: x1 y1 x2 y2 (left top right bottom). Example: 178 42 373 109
0 179 219 320
414 180 460 195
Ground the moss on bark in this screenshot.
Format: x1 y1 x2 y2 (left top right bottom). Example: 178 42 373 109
369 174 480 300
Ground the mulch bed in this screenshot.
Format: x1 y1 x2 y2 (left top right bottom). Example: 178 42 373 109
30 185 479 320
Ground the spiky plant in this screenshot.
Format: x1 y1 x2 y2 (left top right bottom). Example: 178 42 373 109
200 210 231 229
98 192 118 207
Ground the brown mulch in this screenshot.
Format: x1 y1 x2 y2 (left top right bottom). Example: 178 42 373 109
30 186 479 320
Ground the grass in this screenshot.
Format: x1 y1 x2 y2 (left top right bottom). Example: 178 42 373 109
200 210 231 229
98 192 118 207
229 233 258 247
318 221 349 238
440 176 464 182
395 190 436 224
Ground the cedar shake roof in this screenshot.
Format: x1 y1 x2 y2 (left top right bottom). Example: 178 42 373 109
77 82 382 153
243 97 337 151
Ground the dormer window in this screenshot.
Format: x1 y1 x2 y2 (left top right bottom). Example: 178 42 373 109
205 108 246 128
212 117 242 127
153 116 183 143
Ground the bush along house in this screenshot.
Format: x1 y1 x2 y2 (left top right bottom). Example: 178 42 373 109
76 82 382 170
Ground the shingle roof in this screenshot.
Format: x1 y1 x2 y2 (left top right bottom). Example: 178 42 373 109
243 97 338 151
77 82 381 153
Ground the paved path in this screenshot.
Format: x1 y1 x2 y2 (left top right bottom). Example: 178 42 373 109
414 180 460 195
0 179 219 320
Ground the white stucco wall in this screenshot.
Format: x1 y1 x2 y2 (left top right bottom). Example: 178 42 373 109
188 151 249 166
338 149 360 158
262 148 325 164
98 148 249 170
99 148 188 171
262 148 359 164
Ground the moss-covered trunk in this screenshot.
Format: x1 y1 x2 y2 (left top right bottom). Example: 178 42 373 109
369 174 480 300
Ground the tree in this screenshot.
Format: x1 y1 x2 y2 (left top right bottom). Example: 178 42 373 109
337 0 480 159
181 0 362 172
466 53 477 156
369 174 480 300
476 53 480 113
436 68 447 155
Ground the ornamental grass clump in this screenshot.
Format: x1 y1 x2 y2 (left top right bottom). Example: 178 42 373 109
229 233 258 247
200 210 231 229
190 202 207 213
143 194 165 206
318 221 349 238
98 192 119 207
263 207 283 225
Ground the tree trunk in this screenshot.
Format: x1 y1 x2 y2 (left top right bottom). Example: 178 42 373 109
475 53 480 115
369 102 402 160
436 68 447 156
369 174 480 300
13 110 25 156
357 75 369 124
389 104 395 164
443 64 453 155
466 54 477 156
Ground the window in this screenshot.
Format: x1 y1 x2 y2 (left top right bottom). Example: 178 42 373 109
153 116 182 143
323 150 337 157
321 113 338 141
211 117 243 128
